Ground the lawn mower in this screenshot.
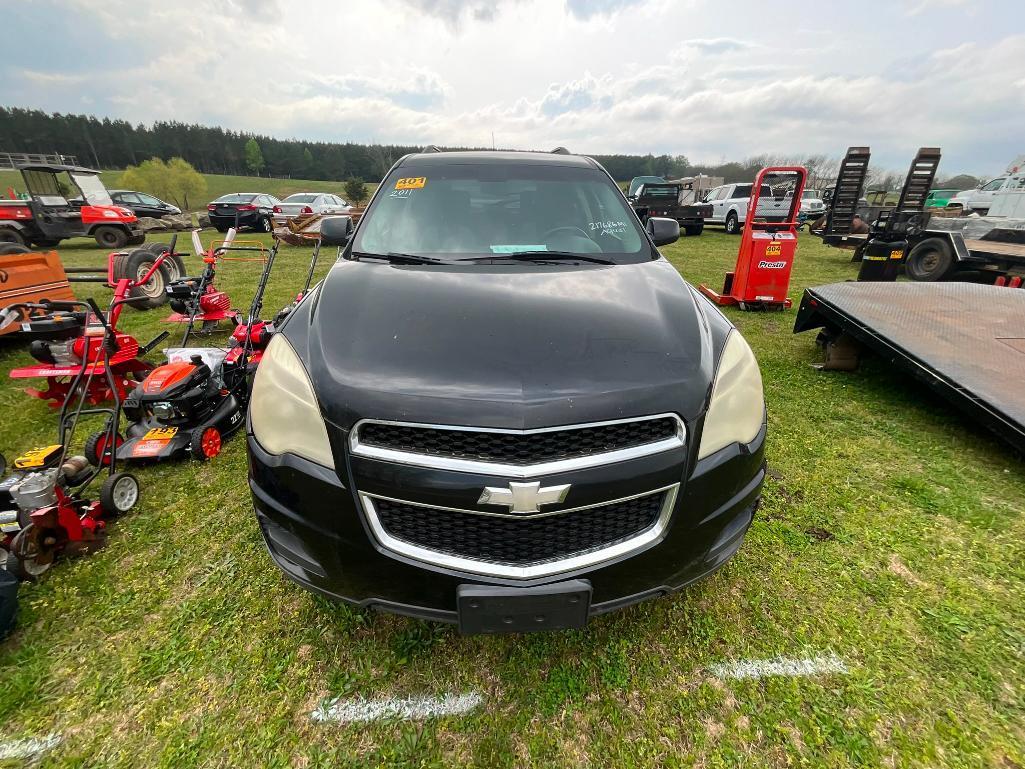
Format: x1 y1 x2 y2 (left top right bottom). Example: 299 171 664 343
163 229 243 338
115 235 281 463
2 238 185 406
0 297 140 579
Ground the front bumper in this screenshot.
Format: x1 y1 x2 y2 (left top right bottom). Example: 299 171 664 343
248 421 765 625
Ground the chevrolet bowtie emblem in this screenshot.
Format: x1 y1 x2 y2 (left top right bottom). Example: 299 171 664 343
478 481 571 514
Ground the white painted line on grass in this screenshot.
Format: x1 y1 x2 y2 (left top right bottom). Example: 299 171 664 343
0 733 62 761
311 692 484 724
709 652 848 681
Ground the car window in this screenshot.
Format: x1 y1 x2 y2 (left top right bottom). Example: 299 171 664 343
1005 176 1024 191
284 193 319 204
119 192 142 204
732 185 752 198
215 194 256 204
137 193 161 205
353 163 651 263
980 178 1005 192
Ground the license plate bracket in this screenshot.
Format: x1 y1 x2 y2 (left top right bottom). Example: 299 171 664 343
456 580 591 634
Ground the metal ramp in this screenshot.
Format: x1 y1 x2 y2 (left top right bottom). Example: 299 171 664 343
824 146 871 237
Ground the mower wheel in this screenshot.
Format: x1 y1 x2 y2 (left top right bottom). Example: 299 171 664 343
905 238 954 282
190 426 223 461
0 229 27 247
124 249 172 309
724 212 740 235
94 225 129 250
9 526 52 579
85 431 124 467
100 472 140 516
0 243 30 255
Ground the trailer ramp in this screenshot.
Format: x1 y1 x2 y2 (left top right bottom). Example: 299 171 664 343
794 281 1025 454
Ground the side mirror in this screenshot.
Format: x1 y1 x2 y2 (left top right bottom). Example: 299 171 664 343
646 216 680 247
320 215 354 247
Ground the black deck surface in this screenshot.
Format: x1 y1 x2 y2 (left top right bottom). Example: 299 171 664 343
795 282 1025 453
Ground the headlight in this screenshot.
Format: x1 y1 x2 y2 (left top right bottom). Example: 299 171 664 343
250 334 334 467
697 331 764 459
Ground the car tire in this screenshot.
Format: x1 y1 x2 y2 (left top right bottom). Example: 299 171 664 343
124 249 172 309
0 243 31 255
94 226 129 249
0 229 27 247
725 212 740 235
215 225 229 233
905 238 954 282
684 225 703 237
259 216 273 233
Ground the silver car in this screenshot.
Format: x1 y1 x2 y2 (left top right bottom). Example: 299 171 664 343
273 193 352 224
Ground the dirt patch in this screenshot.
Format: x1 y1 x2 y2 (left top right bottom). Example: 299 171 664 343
888 554 926 587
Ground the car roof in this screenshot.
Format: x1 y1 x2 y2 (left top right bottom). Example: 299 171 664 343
395 150 598 169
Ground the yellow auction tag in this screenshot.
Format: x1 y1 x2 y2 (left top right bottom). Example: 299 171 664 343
395 177 427 190
14 445 62 469
143 427 178 441
890 249 904 260
765 242 782 256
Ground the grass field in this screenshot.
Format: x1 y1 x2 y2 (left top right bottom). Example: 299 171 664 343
0 169 374 213
0 230 1022 768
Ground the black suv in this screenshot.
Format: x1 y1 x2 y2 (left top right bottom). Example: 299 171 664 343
246 150 766 633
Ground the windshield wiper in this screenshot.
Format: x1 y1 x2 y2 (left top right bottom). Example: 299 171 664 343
351 251 450 265
488 251 615 265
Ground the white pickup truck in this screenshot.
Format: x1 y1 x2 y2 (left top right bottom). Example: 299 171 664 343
703 182 791 234
949 155 1024 214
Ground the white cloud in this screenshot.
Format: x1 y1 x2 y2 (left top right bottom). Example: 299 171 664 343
3 0 1023 175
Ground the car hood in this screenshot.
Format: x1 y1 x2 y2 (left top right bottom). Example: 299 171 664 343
303 258 723 431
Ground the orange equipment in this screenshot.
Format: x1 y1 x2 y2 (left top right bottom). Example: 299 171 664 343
0 249 75 337
699 166 807 310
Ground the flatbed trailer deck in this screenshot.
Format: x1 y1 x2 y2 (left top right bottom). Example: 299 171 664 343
794 281 1025 454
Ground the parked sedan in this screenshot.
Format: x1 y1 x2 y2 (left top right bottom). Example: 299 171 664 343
272 193 351 225
109 190 181 218
206 193 280 232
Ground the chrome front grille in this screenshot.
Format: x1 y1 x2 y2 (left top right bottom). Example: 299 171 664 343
359 485 679 580
349 414 685 477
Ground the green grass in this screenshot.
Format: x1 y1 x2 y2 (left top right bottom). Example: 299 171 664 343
0 231 1023 768
0 169 376 212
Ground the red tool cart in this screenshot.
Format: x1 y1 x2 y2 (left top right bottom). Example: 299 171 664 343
699 166 807 310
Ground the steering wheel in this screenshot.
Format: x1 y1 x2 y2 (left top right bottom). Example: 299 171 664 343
542 226 591 242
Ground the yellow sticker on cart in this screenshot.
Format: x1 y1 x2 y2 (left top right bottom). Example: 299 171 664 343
143 427 178 441
765 242 782 256
890 249 904 260
14 445 62 469
395 177 427 190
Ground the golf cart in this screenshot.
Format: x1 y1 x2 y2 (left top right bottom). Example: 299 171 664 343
0 164 144 249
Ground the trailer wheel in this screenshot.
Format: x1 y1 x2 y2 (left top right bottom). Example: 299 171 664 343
725 212 740 235
94 226 129 249
147 242 185 282
0 243 30 255
905 238 954 282
124 249 172 309
0 229 26 247
684 224 704 236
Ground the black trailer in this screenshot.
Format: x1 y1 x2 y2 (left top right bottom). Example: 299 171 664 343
794 281 1025 454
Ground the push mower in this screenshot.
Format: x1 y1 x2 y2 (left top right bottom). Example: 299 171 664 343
2 238 185 406
0 297 140 579
115 235 281 463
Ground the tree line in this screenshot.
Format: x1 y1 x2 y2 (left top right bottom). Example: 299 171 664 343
0 107 982 189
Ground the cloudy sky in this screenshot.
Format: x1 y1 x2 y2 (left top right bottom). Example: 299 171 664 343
3 0 1024 175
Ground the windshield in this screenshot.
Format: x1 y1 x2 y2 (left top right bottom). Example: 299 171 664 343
70 173 113 206
284 193 319 204
215 194 257 204
352 163 651 263
802 190 820 199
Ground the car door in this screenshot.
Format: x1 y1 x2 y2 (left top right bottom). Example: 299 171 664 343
706 187 727 222
971 178 1005 211
728 185 750 221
